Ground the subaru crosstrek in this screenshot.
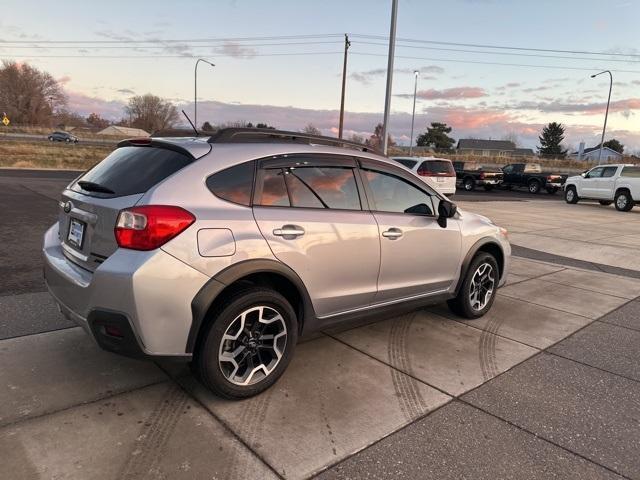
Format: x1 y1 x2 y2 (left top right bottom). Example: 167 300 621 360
43 128 510 399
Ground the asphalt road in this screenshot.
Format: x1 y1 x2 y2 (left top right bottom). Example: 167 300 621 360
0 133 116 147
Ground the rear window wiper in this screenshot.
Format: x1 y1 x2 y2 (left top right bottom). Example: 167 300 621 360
77 180 115 194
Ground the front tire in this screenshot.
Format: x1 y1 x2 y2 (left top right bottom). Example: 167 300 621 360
447 252 498 319
565 186 579 204
615 190 634 212
484 184 494 192
195 287 298 399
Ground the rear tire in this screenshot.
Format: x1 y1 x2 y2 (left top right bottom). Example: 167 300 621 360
528 180 541 194
463 177 475 191
599 200 612 206
614 190 634 212
194 287 298 399
447 252 499 319
565 186 579 204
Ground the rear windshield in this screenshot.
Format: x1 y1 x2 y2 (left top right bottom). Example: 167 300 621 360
621 166 640 178
396 159 418 169
72 146 192 197
418 160 455 174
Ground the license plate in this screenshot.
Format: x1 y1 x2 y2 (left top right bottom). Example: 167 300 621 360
436 177 445 182
67 218 86 248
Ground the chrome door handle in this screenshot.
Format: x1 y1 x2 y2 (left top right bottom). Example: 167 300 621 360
273 225 305 237
382 228 403 239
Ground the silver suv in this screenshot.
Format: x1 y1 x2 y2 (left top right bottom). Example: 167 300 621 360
43 129 510 399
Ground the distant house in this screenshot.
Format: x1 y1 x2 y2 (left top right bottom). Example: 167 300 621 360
457 139 517 158
512 148 535 157
569 145 623 162
97 125 150 137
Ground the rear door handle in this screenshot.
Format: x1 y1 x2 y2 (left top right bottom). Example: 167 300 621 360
382 228 403 239
273 225 305 238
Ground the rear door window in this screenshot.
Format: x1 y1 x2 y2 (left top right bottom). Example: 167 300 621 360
257 169 290 206
622 166 640 178
72 146 192 197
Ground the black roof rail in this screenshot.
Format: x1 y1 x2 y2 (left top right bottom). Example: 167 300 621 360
206 128 381 155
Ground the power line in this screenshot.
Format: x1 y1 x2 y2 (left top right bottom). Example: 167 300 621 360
0 33 345 45
357 41 640 65
350 51 640 74
350 33 640 59
2 51 344 59
0 40 343 50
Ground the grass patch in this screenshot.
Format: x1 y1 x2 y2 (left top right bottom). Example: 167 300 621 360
0 139 112 170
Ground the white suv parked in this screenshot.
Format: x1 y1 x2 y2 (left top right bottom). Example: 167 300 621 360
564 164 640 211
392 157 456 196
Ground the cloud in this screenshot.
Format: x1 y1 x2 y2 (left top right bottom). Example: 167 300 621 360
522 86 551 93
214 42 257 58
116 88 135 95
506 97 640 115
396 87 487 100
66 91 126 120
349 65 444 84
57 75 72 85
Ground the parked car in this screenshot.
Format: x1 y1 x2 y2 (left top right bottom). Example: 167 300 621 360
564 164 640 211
501 163 566 194
48 131 78 143
43 129 510 399
453 161 504 191
391 156 456 196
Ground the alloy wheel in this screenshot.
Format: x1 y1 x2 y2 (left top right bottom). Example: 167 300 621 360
218 306 287 386
617 194 628 210
469 262 495 311
566 189 574 202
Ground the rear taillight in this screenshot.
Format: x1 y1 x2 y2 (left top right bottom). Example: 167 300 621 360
479 172 485 180
115 205 195 251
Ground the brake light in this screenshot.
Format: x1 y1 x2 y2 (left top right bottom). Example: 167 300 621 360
479 172 485 180
115 205 195 251
128 138 152 145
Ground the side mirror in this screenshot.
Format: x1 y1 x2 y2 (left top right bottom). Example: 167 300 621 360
581 172 587 178
437 199 457 228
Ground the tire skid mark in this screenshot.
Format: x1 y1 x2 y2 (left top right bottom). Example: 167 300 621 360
478 315 503 381
320 399 338 456
228 389 273 479
388 313 427 421
118 383 189 480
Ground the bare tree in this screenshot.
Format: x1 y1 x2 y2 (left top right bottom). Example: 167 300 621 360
0 61 67 125
366 123 395 150
124 94 179 133
86 112 110 129
302 123 322 136
349 133 365 144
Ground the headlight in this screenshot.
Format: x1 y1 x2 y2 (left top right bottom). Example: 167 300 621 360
499 226 509 239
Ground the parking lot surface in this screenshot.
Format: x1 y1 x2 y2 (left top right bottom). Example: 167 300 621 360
2 170 639 479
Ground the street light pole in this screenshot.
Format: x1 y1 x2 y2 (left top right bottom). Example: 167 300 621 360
338 34 351 139
381 0 398 155
591 70 612 165
409 70 419 156
194 58 215 130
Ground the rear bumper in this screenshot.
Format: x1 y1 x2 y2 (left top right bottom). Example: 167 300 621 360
43 223 208 357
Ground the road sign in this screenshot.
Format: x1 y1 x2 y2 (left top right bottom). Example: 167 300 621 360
1 115 9 126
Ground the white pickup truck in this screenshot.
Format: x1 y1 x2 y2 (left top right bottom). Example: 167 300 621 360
564 164 640 211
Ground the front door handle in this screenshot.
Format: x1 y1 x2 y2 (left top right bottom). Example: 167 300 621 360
382 228 403 239
273 225 305 238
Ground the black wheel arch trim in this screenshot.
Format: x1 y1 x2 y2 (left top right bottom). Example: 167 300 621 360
455 238 505 295
187 259 316 353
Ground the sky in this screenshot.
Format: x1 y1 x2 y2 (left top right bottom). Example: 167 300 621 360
2 0 640 152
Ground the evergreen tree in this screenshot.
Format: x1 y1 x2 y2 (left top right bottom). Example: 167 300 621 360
416 122 455 150
603 138 624 154
538 122 567 157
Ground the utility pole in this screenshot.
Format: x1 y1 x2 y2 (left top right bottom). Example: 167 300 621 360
381 0 398 155
591 70 612 165
338 34 351 139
